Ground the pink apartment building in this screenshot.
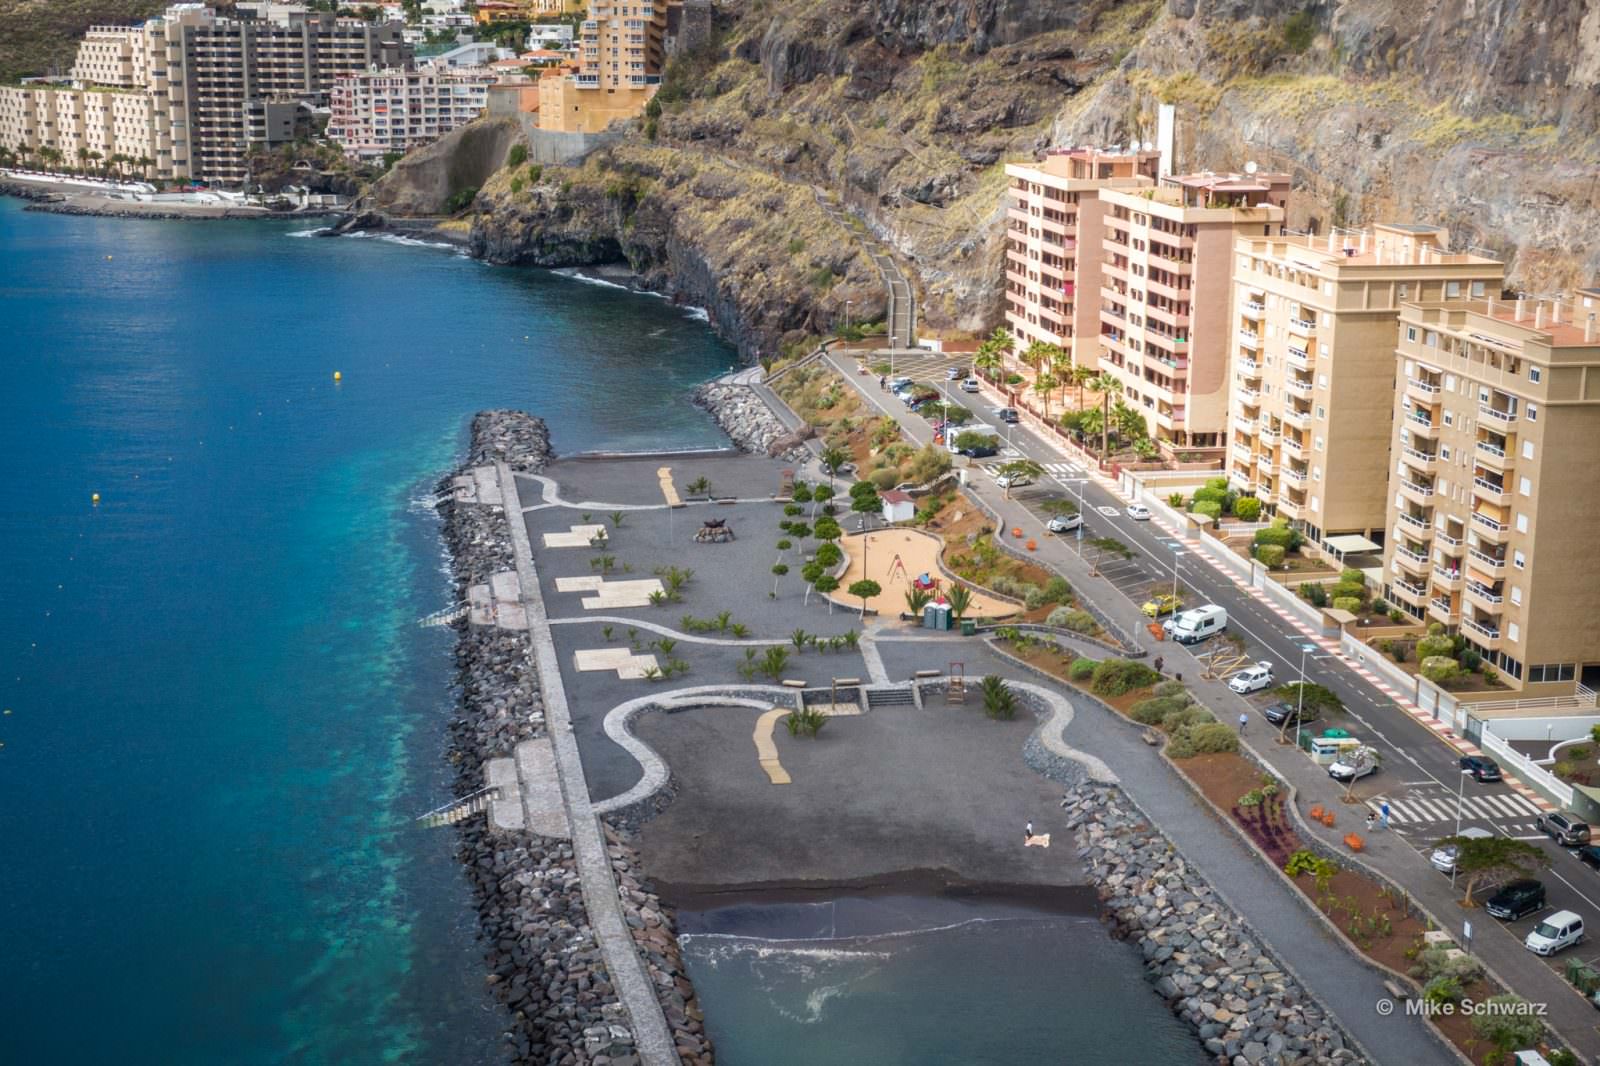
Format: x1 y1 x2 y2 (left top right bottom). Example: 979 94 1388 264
1002 147 1161 367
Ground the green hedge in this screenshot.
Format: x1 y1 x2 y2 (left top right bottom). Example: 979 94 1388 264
1331 596 1362 612
1193 500 1223 523
1255 544 1286 567
1168 722 1240 758
1421 655 1460 684
1416 635 1455 659
1131 695 1190 725
1091 658 1161 697
1254 526 1294 548
1192 486 1228 505
1069 658 1096 681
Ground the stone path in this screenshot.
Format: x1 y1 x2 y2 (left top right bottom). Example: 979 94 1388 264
549 615 786 646
656 466 681 507
595 689 780 814
751 708 792 784
574 647 661 680
496 461 680 1066
542 522 608 548
553 575 665 609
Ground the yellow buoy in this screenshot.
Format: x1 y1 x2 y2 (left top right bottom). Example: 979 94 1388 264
91 492 101 505
105 255 113 261
333 370 343 382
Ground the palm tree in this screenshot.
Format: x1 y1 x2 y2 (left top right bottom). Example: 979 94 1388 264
75 146 90 175
1032 369 1057 418
1049 347 1073 409
1021 340 1051 373
946 582 974 620
973 340 1001 381
137 155 154 180
988 326 1015 371
1112 399 1148 447
1091 372 1121 462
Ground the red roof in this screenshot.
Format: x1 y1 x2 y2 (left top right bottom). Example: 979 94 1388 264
881 490 914 505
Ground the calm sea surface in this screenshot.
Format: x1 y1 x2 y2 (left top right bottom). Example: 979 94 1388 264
0 201 1201 1065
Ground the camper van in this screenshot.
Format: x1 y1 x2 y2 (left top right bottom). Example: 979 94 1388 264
1168 605 1227 645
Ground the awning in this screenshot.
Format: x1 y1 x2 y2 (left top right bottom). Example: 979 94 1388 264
1323 533 1381 555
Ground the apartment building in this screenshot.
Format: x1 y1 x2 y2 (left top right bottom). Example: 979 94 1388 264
0 4 408 185
327 67 493 159
1001 146 1161 367
537 0 666 133
1381 292 1600 697
1094 170 1289 455
1228 225 1504 542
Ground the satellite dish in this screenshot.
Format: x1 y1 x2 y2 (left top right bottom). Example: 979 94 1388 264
1244 161 1259 175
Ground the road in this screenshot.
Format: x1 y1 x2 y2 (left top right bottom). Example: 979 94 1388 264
825 347 1600 1063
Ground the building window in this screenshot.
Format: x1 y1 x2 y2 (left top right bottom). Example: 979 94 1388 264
1315 405 1325 419
1442 411 1453 427
1471 280 1485 297
1425 331 1438 347
1519 476 1532 496
1522 440 1534 460
1446 281 1461 297
1530 366 1542 383
1513 549 1526 569
1526 403 1537 421
1510 585 1522 605
1314 436 1324 451
1507 622 1519 643
1515 513 1529 534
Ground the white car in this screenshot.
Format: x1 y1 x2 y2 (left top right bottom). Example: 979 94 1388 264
960 378 981 393
1328 755 1379 783
945 366 965 380
1429 827 1493 874
1047 514 1082 533
994 472 1033 490
1125 503 1152 521
1227 662 1275 694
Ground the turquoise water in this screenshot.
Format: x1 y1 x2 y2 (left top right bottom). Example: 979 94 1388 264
0 202 735 1063
681 898 1208 1065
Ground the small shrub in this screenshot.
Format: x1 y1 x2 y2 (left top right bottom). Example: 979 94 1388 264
1152 680 1190 700
1420 655 1460 685
1023 586 1052 610
1416 634 1455 660
869 467 899 490
1330 580 1365 601
1422 975 1462 1006
1192 486 1228 505
1051 609 1096 632
1042 576 1072 604
1193 499 1223 524
1331 596 1362 613
1169 722 1240 758
1091 658 1161 697
1300 582 1329 607
1233 496 1262 522
1460 648 1483 672
1069 658 1096 681
1168 492 1186 508
506 143 528 168
1131 696 1189 725
980 675 1019 720
1255 543 1286 568
1161 706 1212 733
1253 526 1295 548
1388 608 1404 623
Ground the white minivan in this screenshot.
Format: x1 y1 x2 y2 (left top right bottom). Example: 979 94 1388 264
1525 910 1585 956
1169 605 1227 645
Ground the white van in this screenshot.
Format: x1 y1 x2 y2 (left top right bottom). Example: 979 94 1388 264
1525 910 1584 956
1169 605 1227 645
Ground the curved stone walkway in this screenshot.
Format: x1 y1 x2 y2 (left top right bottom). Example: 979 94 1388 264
517 472 786 513
549 615 787 646
591 676 1116 815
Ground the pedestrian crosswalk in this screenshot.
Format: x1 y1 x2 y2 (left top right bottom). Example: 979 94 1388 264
1042 462 1085 478
1370 789 1545 828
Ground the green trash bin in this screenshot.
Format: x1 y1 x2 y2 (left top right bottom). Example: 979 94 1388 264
961 619 976 637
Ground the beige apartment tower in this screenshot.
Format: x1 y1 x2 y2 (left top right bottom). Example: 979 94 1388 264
1382 292 1600 697
1093 170 1289 455
539 0 666 133
1229 225 1504 542
1002 147 1161 366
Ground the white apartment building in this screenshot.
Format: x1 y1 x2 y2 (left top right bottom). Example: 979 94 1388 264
327 68 494 159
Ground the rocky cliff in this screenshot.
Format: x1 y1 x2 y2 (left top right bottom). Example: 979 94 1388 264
452 0 1600 361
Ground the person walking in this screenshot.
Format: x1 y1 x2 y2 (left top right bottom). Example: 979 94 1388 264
1154 656 1164 675
1379 801 1390 830
1237 712 1248 735
1366 811 1377 832
879 375 887 390
1025 820 1034 843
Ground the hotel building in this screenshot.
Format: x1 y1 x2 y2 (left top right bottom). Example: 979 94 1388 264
1001 146 1161 366
0 4 408 185
1228 225 1504 541
1382 292 1600 696
328 67 494 159
1093 170 1289 455
537 0 667 133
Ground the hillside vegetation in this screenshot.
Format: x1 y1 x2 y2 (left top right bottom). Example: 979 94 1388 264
0 0 165 83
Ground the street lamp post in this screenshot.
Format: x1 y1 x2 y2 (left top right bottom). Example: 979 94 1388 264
1454 766 1472 838
1281 642 1317 744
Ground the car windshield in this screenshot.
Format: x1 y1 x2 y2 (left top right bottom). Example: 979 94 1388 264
1533 920 1563 938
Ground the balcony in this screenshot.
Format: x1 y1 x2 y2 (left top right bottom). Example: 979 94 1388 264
1471 510 1509 539
1407 412 1440 437
1286 346 1312 370
1391 578 1428 606
1289 316 1317 336
1238 356 1261 374
1281 434 1305 456
1472 476 1510 505
1429 596 1459 624
1401 446 1439 471
1234 416 1256 435
1461 616 1503 648
1241 300 1265 319
1398 479 1435 505
1238 387 1261 405
1277 494 1303 519
1432 565 1464 590
1468 547 1507 576
1256 456 1275 474
1396 511 1431 534
1407 378 1442 403
1475 438 1511 469
1232 441 1253 461
1285 377 1313 398
1281 406 1311 429
1239 329 1264 351
1282 464 1309 485
1479 403 1517 425
1259 424 1279 442
1393 543 1430 571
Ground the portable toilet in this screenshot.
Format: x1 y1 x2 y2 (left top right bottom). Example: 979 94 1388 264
923 602 952 631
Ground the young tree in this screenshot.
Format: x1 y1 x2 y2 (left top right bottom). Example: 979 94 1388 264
945 582 974 620
809 483 834 517
980 675 1018 720
813 516 842 542
995 459 1044 499
812 573 840 612
819 446 850 487
1341 746 1381 800
849 481 881 519
847 578 881 618
1441 835 1547 906
771 562 789 598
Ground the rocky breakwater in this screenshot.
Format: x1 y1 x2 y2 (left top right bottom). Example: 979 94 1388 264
443 410 627 1063
1064 784 1363 1066
605 825 713 1066
691 380 810 462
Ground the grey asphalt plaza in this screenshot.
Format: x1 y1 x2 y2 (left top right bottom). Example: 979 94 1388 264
515 450 1455 1066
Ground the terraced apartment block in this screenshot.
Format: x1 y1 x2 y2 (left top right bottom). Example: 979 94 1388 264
1228 225 1503 542
1383 291 1600 696
1094 170 1288 457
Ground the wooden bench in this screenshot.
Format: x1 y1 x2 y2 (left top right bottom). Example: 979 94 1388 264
913 669 942 679
780 679 807 689
1382 979 1411 1001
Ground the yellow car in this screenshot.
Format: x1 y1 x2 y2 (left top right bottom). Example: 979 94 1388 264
1142 594 1183 617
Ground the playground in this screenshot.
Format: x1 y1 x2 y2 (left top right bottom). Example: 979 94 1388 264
832 528 1021 619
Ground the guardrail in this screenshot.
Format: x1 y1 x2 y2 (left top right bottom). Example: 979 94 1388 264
1481 731 1574 808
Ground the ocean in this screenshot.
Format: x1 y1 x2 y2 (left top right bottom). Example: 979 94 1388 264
0 201 1199 1065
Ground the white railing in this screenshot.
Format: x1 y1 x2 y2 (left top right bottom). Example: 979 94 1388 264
1462 617 1501 640
1479 404 1517 424
1409 379 1441 395
1481 731 1574 808
1476 440 1507 459
1290 317 1316 333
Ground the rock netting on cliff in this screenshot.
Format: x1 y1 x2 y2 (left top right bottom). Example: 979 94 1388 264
440 409 712 1064
1066 783 1366 1066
